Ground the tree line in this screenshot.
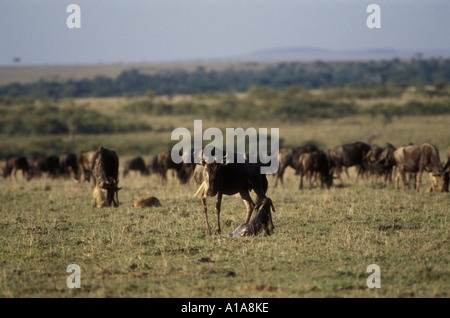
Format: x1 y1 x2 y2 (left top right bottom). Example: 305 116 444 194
1 58 449 98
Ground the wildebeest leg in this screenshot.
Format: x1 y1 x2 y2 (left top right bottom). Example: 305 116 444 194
161 171 168 185
356 166 363 182
344 167 350 179
240 191 255 223
201 197 211 235
274 165 285 187
114 189 120 207
299 172 304 189
400 170 407 190
335 165 344 184
395 168 402 190
308 172 314 189
214 193 223 234
409 173 417 190
416 170 423 192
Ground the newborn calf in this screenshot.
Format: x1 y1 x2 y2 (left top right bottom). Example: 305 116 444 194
231 197 275 237
134 196 161 207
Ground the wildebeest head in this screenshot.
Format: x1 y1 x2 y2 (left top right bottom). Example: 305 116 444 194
202 156 227 197
430 170 450 193
101 177 122 206
195 147 228 197
324 170 334 189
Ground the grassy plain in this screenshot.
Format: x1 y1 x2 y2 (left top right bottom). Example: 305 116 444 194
0 166 448 298
0 100 449 297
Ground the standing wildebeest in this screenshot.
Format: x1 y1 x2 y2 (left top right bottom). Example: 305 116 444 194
365 145 383 181
156 149 195 184
328 141 371 181
91 147 121 207
3 156 30 180
193 148 268 235
59 153 78 179
28 155 60 179
78 151 96 183
298 150 334 189
147 155 160 175
123 156 149 177
274 144 318 186
372 143 397 184
394 143 447 192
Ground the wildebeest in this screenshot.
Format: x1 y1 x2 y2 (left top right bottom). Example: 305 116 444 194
29 155 60 179
230 197 275 237
274 144 318 186
133 196 161 208
193 148 268 235
59 153 78 179
370 143 397 183
123 156 149 177
364 145 383 181
328 141 371 181
298 150 334 189
393 143 447 192
91 147 121 207
147 155 160 174
156 149 195 184
78 151 96 183
3 156 30 180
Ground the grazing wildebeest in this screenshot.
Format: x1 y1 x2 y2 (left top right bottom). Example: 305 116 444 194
193 148 268 235
328 141 371 181
298 150 334 189
78 151 96 183
91 147 121 207
3 156 30 180
28 155 60 179
393 143 447 192
156 149 195 184
274 144 318 186
123 156 149 177
59 153 78 179
230 197 275 237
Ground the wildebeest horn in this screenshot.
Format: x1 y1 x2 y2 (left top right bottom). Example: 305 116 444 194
193 181 206 198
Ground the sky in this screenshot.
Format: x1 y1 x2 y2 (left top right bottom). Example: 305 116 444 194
0 0 449 66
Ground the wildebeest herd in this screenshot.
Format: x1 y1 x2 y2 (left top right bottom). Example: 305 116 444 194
2 141 449 237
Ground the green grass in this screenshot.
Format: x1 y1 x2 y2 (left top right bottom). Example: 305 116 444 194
0 168 448 298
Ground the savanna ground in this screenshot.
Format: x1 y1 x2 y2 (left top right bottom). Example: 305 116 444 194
0 108 449 298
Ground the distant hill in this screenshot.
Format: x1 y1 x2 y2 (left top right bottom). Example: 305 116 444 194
239 47 450 62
